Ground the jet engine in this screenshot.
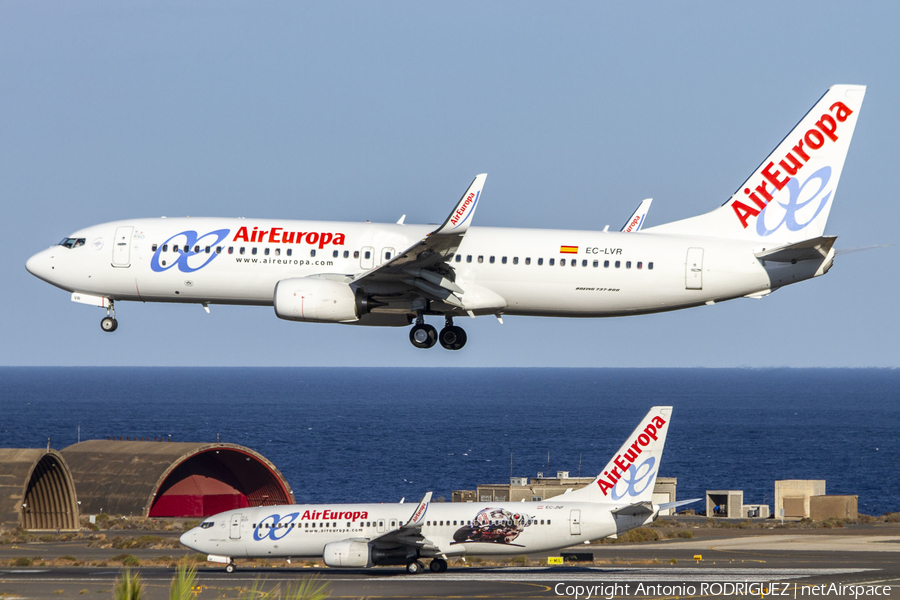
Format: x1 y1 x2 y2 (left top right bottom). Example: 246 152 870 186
273 278 359 323
322 540 373 568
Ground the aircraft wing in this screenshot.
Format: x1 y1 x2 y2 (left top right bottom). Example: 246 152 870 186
350 175 486 310
369 491 441 551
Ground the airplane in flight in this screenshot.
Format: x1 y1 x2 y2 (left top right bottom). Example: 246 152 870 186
26 85 865 350
180 406 696 574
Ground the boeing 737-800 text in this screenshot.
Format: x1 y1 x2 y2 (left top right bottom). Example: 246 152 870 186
180 406 695 574
26 85 865 349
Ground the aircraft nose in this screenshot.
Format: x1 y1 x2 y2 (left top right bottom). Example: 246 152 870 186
25 249 53 281
179 531 193 548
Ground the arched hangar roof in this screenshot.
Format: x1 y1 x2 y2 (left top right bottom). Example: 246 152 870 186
61 441 294 518
0 449 80 531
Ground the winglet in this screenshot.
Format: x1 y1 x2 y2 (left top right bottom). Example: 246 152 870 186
405 491 432 528
432 174 487 235
621 198 652 232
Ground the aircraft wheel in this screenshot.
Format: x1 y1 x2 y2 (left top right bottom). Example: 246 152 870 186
406 560 425 574
225 562 236 573
100 317 118 332
439 326 466 350
409 324 437 349
429 558 448 573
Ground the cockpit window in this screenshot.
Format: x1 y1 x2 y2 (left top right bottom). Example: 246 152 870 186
58 238 86 249
200 521 214 529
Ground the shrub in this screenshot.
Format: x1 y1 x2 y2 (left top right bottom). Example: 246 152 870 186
169 562 197 600
884 512 900 523
14 557 32 567
113 569 144 600
112 554 141 567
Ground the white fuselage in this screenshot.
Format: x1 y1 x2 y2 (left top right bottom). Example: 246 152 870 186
179 500 637 563
25 216 811 319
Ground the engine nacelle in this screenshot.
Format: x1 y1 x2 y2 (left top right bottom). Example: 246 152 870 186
322 540 373 568
274 278 359 323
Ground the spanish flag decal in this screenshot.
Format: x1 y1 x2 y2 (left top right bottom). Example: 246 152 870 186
560 245 579 254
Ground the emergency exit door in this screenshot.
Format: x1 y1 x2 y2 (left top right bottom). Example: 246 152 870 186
685 247 704 290
569 509 581 535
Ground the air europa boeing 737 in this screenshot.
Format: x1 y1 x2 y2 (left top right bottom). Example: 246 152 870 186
26 85 865 350
180 406 697 574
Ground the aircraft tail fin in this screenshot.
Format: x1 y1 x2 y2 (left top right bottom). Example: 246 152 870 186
647 85 865 245
621 198 652 232
564 407 671 505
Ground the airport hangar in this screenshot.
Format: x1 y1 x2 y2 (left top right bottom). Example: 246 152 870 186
0 441 293 530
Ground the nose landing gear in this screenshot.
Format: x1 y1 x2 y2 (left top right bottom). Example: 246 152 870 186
100 301 118 332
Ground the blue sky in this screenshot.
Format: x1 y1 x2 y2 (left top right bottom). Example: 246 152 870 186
2 1 897 367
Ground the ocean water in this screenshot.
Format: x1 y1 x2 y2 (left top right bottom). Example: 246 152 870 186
0 368 897 515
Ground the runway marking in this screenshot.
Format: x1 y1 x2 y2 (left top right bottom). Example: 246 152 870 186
0 566 876 584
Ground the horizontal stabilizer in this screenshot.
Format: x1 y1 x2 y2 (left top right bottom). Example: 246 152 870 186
658 498 702 512
611 501 653 517
755 235 836 263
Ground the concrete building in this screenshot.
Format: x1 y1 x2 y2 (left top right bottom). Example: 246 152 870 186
705 490 743 518
742 504 771 519
0 449 80 531
453 473 677 511
61 440 294 518
810 495 858 521
775 480 826 519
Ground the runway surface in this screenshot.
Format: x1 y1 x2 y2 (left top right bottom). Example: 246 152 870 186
3 525 900 599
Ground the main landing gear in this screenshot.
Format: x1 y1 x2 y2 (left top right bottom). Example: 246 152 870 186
429 558 448 573
225 562 236 573
409 316 467 350
406 560 426 574
100 301 118 332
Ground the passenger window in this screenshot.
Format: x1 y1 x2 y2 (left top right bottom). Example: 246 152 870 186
478 255 484 263
204 246 210 254
216 246 222 254
513 257 519 265
548 519 551 525
354 251 360 259
455 254 461 262
343 251 349 258
549 258 555 266
333 250 338 258
541 519 544 525
240 247 246 255
561 259 567 267
467 255 472 263
538 258 543 266
385 252 391 260
615 261 620 268
183 245 189 253
162 244 168 252
501 257 507 264
525 257 530 265
637 261 642 269
287 249 293 256
228 247 233 254
275 248 280 256
264 248 270 256
252 248 258 255
489 256 495 264
312 249 317 257
593 260 598 267
194 245 200 253
604 260 609 267
649 262 654 270
363 250 369 259
626 261 631 269
152 244 158 252
582 260 587 267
